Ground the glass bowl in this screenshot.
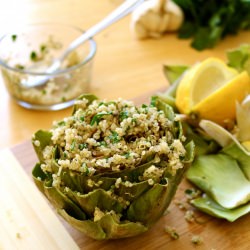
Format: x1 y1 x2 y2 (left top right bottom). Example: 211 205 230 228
0 23 97 110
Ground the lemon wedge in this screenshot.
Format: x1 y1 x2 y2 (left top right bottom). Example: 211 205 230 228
176 57 250 125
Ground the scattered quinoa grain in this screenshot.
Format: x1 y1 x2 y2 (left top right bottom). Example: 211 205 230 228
191 235 203 245
164 226 179 240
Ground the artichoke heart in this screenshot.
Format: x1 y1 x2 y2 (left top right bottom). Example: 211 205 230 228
32 94 194 240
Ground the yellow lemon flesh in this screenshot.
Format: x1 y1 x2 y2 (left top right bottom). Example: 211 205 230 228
176 57 250 125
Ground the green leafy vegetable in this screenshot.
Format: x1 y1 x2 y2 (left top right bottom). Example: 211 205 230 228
227 44 250 74
186 153 250 209
191 195 250 222
173 0 250 50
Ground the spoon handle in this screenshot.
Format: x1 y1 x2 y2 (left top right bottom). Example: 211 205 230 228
23 0 144 88
63 0 144 60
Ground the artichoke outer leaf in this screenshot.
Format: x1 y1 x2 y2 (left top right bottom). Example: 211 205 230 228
60 168 116 194
98 213 148 239
127 168 185 226
191 195 250 222
163 65 189 85
58 209 106 240
65 188 125 217
32 130 52 162
114 180 152 202
222 142 250 180
186 153 250 209
32 165 86 220
101 159 156 182
32 163 48 193
43 183 86 220
72 94 98 114
183 141 195 164
58 209 147 240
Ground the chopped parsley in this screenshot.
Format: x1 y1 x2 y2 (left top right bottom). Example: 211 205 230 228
109 131 120 143
119 110 129 121
30 51 38 61
173 0 250 50
11 34 17 42
90 112 112 126
79 143 87 150
70 140 76 150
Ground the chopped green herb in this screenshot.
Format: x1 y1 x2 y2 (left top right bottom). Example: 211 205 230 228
11 34 17 42
123 152 130 159
41 89 47 95
99 141 107 147
81 162 89 175
61 97 66 102
173 0 250 50
119 111 129 121
70 140 76 150
40 44 47 53
79 115 85 122
57 121 66 126
79 143 87 150
15 64 25 70
150 96 157 107
90 112 112 126
109 131 120 143
30 51 38 61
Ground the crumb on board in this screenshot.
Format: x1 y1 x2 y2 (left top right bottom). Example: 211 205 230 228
191 235 203 245
164 226 179 240
16 232 21 239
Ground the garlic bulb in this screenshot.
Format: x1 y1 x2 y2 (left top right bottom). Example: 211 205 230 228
131 0 184 39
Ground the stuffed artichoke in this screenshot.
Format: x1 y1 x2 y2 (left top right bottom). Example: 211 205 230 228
32 94 194 240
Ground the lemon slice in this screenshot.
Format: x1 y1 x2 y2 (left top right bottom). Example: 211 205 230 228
176 57 250 125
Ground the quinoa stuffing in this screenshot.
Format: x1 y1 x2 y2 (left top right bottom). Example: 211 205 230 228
31 94 194 240
37 96 186 185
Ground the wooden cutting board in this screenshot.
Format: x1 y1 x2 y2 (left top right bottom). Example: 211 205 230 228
1 90 250 250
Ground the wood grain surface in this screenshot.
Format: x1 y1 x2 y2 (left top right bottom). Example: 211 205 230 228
8 91 250 250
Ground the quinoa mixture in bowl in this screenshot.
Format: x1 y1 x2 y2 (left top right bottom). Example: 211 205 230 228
32 94 194 240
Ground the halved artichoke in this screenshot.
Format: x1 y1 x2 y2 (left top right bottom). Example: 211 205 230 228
32 94 194 240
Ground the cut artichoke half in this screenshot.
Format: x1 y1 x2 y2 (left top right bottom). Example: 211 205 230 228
31 94 194 240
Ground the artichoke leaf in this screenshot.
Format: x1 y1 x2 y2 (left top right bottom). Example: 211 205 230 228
222 142 250 180
187 154 250 209
65 188 125 217
226 43 250 74
58 209 147 240
191 195 250 222
127 183 168 226
32 130 52 162
72 94 98 114
199 119 235 148
58 209 106 240
183 123 219 156
236 96 250 142
152 96 175 122
126 165 186 227
101 159 158 182
114 180 152 202
32 163 49 193
32 166 86 220
163 65 189 85
60 168 116 194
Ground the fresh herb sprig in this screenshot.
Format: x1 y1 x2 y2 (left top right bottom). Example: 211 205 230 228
173 0 250 51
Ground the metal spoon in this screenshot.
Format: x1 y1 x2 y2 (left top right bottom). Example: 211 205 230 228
22 0 144 88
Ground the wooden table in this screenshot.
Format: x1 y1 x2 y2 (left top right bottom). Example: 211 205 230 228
0 1 250 249
1 0 250 149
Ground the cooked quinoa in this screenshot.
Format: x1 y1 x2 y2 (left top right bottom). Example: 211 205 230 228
35 97 186 183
